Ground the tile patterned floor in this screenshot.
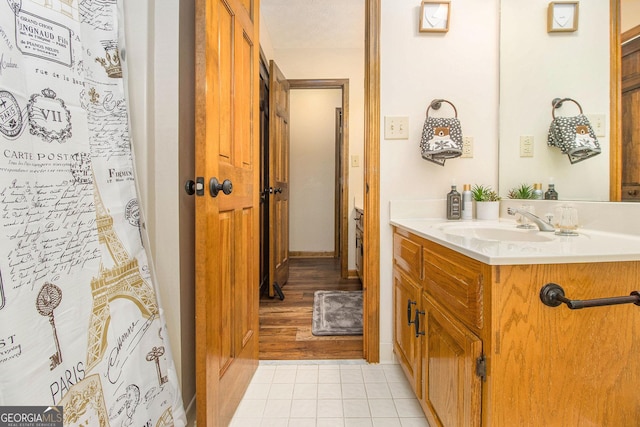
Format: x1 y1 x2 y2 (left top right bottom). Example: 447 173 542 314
230 361 430 427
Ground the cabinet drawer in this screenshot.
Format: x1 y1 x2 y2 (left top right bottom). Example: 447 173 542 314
423 241 483 330
393 232 423 282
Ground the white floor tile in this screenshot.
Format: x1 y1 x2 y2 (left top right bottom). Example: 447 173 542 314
288 418 316 427
268 383 294 400
388 381 415 399
343 399 371 418
231 418 260 427
318 369 342 384
342 383 367 399
317 418 345 427
289 399 317 418
399 418 429 427
296 369 319 384
365 382 392 399
345 418 374 427
293 383 318 399
368 399 398 418
260 418 288 427
341 370 364 384
272 367 297 384
372 418 402 427
233 399 267 418
230 361 427 427
253 366 276 383
263 399 292 418
244 382 271 399
393 399 424 418
318 399 344 418
318 383 343 399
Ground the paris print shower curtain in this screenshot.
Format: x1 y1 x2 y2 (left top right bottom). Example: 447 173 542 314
0 0 186 425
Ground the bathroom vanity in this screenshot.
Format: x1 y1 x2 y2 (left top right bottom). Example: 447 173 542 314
391 219 640 426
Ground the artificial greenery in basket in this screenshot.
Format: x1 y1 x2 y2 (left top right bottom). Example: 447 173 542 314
507 183 534 199
471 184 501 202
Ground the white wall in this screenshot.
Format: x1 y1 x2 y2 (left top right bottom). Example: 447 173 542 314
499 0 610 201
289 89 342 252
269 48 365 269
379 0 500 361
122 0 195 418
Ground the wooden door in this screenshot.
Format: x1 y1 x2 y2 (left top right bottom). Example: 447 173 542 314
393 269 422 396
268 60 290 297
194 0 260 425
420 295 482 427
621 28 640 201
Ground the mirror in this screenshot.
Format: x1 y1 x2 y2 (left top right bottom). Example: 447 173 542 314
499 0 640 201
499 0 614 201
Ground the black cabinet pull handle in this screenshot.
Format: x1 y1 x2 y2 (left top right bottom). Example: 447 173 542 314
407 300 416 325
414 309 425 337
540 283 640 310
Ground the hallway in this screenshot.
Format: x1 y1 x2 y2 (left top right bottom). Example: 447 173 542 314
259 257 363 360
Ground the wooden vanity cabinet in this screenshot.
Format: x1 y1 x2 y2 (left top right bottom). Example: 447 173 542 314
392 226 640 427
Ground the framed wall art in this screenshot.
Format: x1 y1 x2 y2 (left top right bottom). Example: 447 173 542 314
419 1 450 33
548 1 579 32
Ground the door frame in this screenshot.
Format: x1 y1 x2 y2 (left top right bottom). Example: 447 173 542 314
364 0 380 363
610 0 621 200
288 79 350 278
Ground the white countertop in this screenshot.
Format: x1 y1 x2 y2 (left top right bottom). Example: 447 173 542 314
390 218 640 265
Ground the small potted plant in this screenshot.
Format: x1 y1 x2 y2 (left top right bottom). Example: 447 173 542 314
472 184 501 220
507 184 535 200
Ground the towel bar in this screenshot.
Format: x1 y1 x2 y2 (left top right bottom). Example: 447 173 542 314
540 283 640 309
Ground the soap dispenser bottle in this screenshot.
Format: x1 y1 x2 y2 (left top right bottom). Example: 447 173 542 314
533 183 543 200
447 185 462 220
545 179 558 200
462 184 473 220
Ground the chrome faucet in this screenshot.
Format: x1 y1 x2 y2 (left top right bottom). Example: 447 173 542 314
507 207 555 232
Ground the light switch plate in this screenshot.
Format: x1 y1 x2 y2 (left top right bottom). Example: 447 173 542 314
520 135 534 157
586 114 606 137
384 116 409 139
461 136 473 158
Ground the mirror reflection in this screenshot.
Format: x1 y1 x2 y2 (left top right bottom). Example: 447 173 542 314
499 0 640 202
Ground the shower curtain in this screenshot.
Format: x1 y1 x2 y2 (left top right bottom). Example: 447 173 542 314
0 0 186 425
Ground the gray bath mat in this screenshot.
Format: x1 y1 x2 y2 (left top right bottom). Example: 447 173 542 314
312 290 363 336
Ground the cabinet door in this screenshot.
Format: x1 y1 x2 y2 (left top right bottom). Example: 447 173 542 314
420 294 482 427
393 269 422 396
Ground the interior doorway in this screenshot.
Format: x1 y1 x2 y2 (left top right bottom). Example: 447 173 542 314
288 79 350 280
258 74 357 359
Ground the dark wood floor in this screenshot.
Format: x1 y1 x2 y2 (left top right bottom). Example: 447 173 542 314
259 257 364 360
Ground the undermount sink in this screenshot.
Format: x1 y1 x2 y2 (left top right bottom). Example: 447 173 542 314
438 223 555 242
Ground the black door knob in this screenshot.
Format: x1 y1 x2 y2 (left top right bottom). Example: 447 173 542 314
185 177 205 196
209 177 233 197
185 180 196 195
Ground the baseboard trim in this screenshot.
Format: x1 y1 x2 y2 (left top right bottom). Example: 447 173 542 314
289 251 336 258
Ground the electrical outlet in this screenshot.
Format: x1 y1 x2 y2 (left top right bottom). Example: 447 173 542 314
461 136 473 158
586 114 606 137
520 135 534 157
384 116 409 139
351 155 360 167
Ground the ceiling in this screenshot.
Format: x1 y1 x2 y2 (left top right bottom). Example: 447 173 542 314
260 0 365 50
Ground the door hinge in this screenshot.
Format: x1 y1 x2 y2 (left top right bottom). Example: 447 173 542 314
476 355 486 381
